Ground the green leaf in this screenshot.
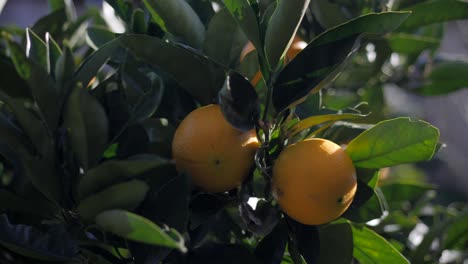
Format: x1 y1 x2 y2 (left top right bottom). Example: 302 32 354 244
119 34 227 105
48 0 64 11
264 0 310 68
346 117 440 168
77 180 149 221
387 33 440 54
45 33 62 75
78 156 170 200
0 190 56 216
399 0 468 31
73 39 121 88
218 71 259 131
352 224 409 264
26 29 48 71
443 211 468 250
31 7 67 38
131 8 147 34
255 222 288 264
87 26 116 49
131 173 190 263
286 218 320 263
0 56 31 98
223 0 262 51
0 215 78 262
380 182 434 210
54 47 75 94
272 12 411 112
418 61 468 95
95 209 187 252
5 40 31 80
317 222 353 264
288 113 367 137
203 8 247 67
105 0 132 23
64 85 109 170
143 0 205 49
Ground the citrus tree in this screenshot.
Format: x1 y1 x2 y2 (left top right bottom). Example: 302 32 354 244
0 0 467 263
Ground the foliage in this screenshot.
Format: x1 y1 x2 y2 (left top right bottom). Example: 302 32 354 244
0 0 466 263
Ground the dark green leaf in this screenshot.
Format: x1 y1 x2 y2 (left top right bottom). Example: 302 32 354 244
105 0 132 23
78 156 170 200
254 222 288 264
317 222 353 264
143 0 205 49
119 34 227 105
48 0 64 11
131 173 190 263
0 215 78 261
387 33 439 54
26 29 48 71
288 112 367 137
352 223 410 264
73 39 121 88
399 0 468 31
218 71 259 131
87 26 116 48
0 56 31 98
131 8 147 34
5 40 31 80
443 211 468 250
31 7 67 38
45 33 62 75
54 47 75 95
346 117 440 168
204 8 247 67
273 12 411 112
310 0 351 29
264 0 310 68
0 190 56 216
95 209 187 252
223 0 262 51
190 243 260 264
287 217 320 264
418 61 468 95
64 85 109 170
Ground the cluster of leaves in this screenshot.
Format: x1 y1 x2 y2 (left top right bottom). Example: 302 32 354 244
0 0 466 263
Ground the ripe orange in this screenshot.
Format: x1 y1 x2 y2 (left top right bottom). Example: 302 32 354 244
272 138 357 225
172 105 259 193
240 36 307 86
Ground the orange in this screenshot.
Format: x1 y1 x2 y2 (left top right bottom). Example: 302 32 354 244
172 105 259 193
240 36 307 86
272 138 357 225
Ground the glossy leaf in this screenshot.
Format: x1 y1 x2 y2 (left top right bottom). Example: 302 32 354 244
387 33 440 54
273 12 411 112
31 7 68 38
119 34 227 105
0 55 30 98
78 156 170 199
0 0 7 15
418 61 468 95
218 71 259 131
143 0 205 49
380 182 434 210
105 0 132 23
288 113 367 137
223 0 262 50
399 0 468 31
54 47 75 94
0 215 78 262
264 0 310 68
95 210 187 252
204 8 247 67
45 33 62 75
131 8 147 34
64 85 109 170
317 222 353 264
346 118 440 168
353 224 410 264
